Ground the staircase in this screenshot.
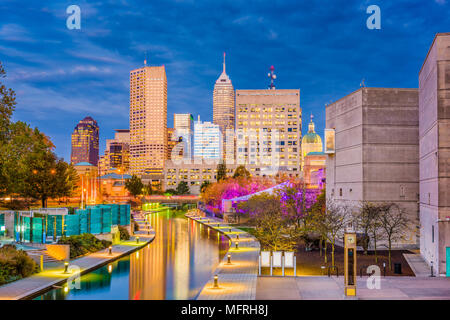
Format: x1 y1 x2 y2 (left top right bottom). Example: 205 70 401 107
26 249 60 264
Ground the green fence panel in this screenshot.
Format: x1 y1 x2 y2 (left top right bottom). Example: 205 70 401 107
23 216 31 242
65 214 80 236
119 204 130 225
32 217 43 243
111 205 119 225
90 207 102 234
0 214 4 237
102 207 112 234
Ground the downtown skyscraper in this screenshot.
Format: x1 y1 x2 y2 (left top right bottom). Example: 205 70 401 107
70 116 99 166
129 65 168 176
213 53 235 161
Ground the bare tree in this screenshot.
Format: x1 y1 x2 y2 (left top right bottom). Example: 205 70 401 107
353 202 379 255
378 203 410 269
312 199 352 266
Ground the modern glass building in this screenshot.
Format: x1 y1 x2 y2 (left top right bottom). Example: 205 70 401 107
193 116 221 160
70 116 99 166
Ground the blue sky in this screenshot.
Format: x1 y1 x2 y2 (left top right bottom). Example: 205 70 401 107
0 0 448 161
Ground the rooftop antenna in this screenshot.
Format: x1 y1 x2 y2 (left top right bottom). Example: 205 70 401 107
268 65 276 90
223 52 226 73
360 78 365 88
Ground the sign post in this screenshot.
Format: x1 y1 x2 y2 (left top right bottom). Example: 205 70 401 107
344 232 357 297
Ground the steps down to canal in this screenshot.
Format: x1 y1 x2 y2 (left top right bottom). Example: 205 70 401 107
186 213 260 300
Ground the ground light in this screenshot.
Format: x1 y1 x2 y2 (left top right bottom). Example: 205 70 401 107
63 262 69 274
108 246 112 255
136 236 140 244
235 241 239 250
213 275 219 288
227 254 232 265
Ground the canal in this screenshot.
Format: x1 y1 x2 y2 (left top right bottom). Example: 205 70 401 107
35 210 229 300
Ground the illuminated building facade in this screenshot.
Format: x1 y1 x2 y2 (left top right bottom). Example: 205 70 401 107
129 65 168 176
301 114 323 169
193 116 221 160
71 116 99 166
213 53 235 160
73 162 98 206
173 113 194 159
164 159 236 194
98 129 130 176
235 89 302 177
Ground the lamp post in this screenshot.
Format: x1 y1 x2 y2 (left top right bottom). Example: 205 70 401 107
64 261 69 274
213 274 219 288
227 254 232 265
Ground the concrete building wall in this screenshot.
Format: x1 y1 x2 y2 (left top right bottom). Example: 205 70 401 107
326 87 419 247
419 33 450 275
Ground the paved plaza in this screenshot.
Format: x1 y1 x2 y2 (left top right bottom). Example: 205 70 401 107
256 276 450 300
186 213 260 300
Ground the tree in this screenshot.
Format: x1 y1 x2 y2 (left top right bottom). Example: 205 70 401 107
378 203 410 269
125 175 144 199
176 181 190 195
238 192 298 251
216 162 227 181
354 202 380 255
200 180 211 193
311 199 352 266
0 62 16 143
232 165 251 179
308 188 326 257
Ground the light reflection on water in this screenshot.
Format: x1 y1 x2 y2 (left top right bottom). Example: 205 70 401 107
35 212 229 300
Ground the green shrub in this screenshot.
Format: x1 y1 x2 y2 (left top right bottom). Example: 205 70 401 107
118 225 130 240
58 234 112 259
0 245 39 285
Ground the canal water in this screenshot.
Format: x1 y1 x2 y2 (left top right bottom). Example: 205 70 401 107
35 211 229 300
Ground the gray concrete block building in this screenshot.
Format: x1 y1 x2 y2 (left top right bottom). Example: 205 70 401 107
419 33 450 275
326 87 420 247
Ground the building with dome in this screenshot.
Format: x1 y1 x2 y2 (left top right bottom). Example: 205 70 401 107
301 114 323 169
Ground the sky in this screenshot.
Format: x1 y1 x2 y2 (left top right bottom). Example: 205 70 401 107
0 0 449 161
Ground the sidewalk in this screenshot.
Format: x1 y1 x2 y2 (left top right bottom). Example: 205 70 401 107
186 213 260 300
256 276 450 300
0 211 154 300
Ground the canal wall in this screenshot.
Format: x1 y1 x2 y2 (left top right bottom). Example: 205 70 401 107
186 212 260 300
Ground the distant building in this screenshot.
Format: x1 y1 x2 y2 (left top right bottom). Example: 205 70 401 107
167 128 179 160
129 65 168 176
301 114 323 169
164 159 236 194
235 89 302 177
99 129 130 176
419 33 450 275
213 53 235 160
193 116 222 160
71 116 99 166
173 113 194 160
73 162 98 206
303 152 326 189
326 87 419 248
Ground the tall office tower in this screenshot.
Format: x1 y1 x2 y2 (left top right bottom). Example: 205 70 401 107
193 116 222 160
173 113 194 160
235 89 301 177
71 116 99 166
129 65 168 176
213 53 235 161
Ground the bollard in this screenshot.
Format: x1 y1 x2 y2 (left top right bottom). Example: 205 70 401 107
136 236 140 244
229 228 232 232
64 261 69 274
40 255 44 272
383 262 386 277
213 275 219 288
237 234 239 240
108 246 112 255
235 241 239 250
430 261 435 277
227 254 231 264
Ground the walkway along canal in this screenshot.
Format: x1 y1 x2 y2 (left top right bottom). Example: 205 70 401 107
35 209 229 300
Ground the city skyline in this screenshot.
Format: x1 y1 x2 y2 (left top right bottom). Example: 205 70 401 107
2 1 449 162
